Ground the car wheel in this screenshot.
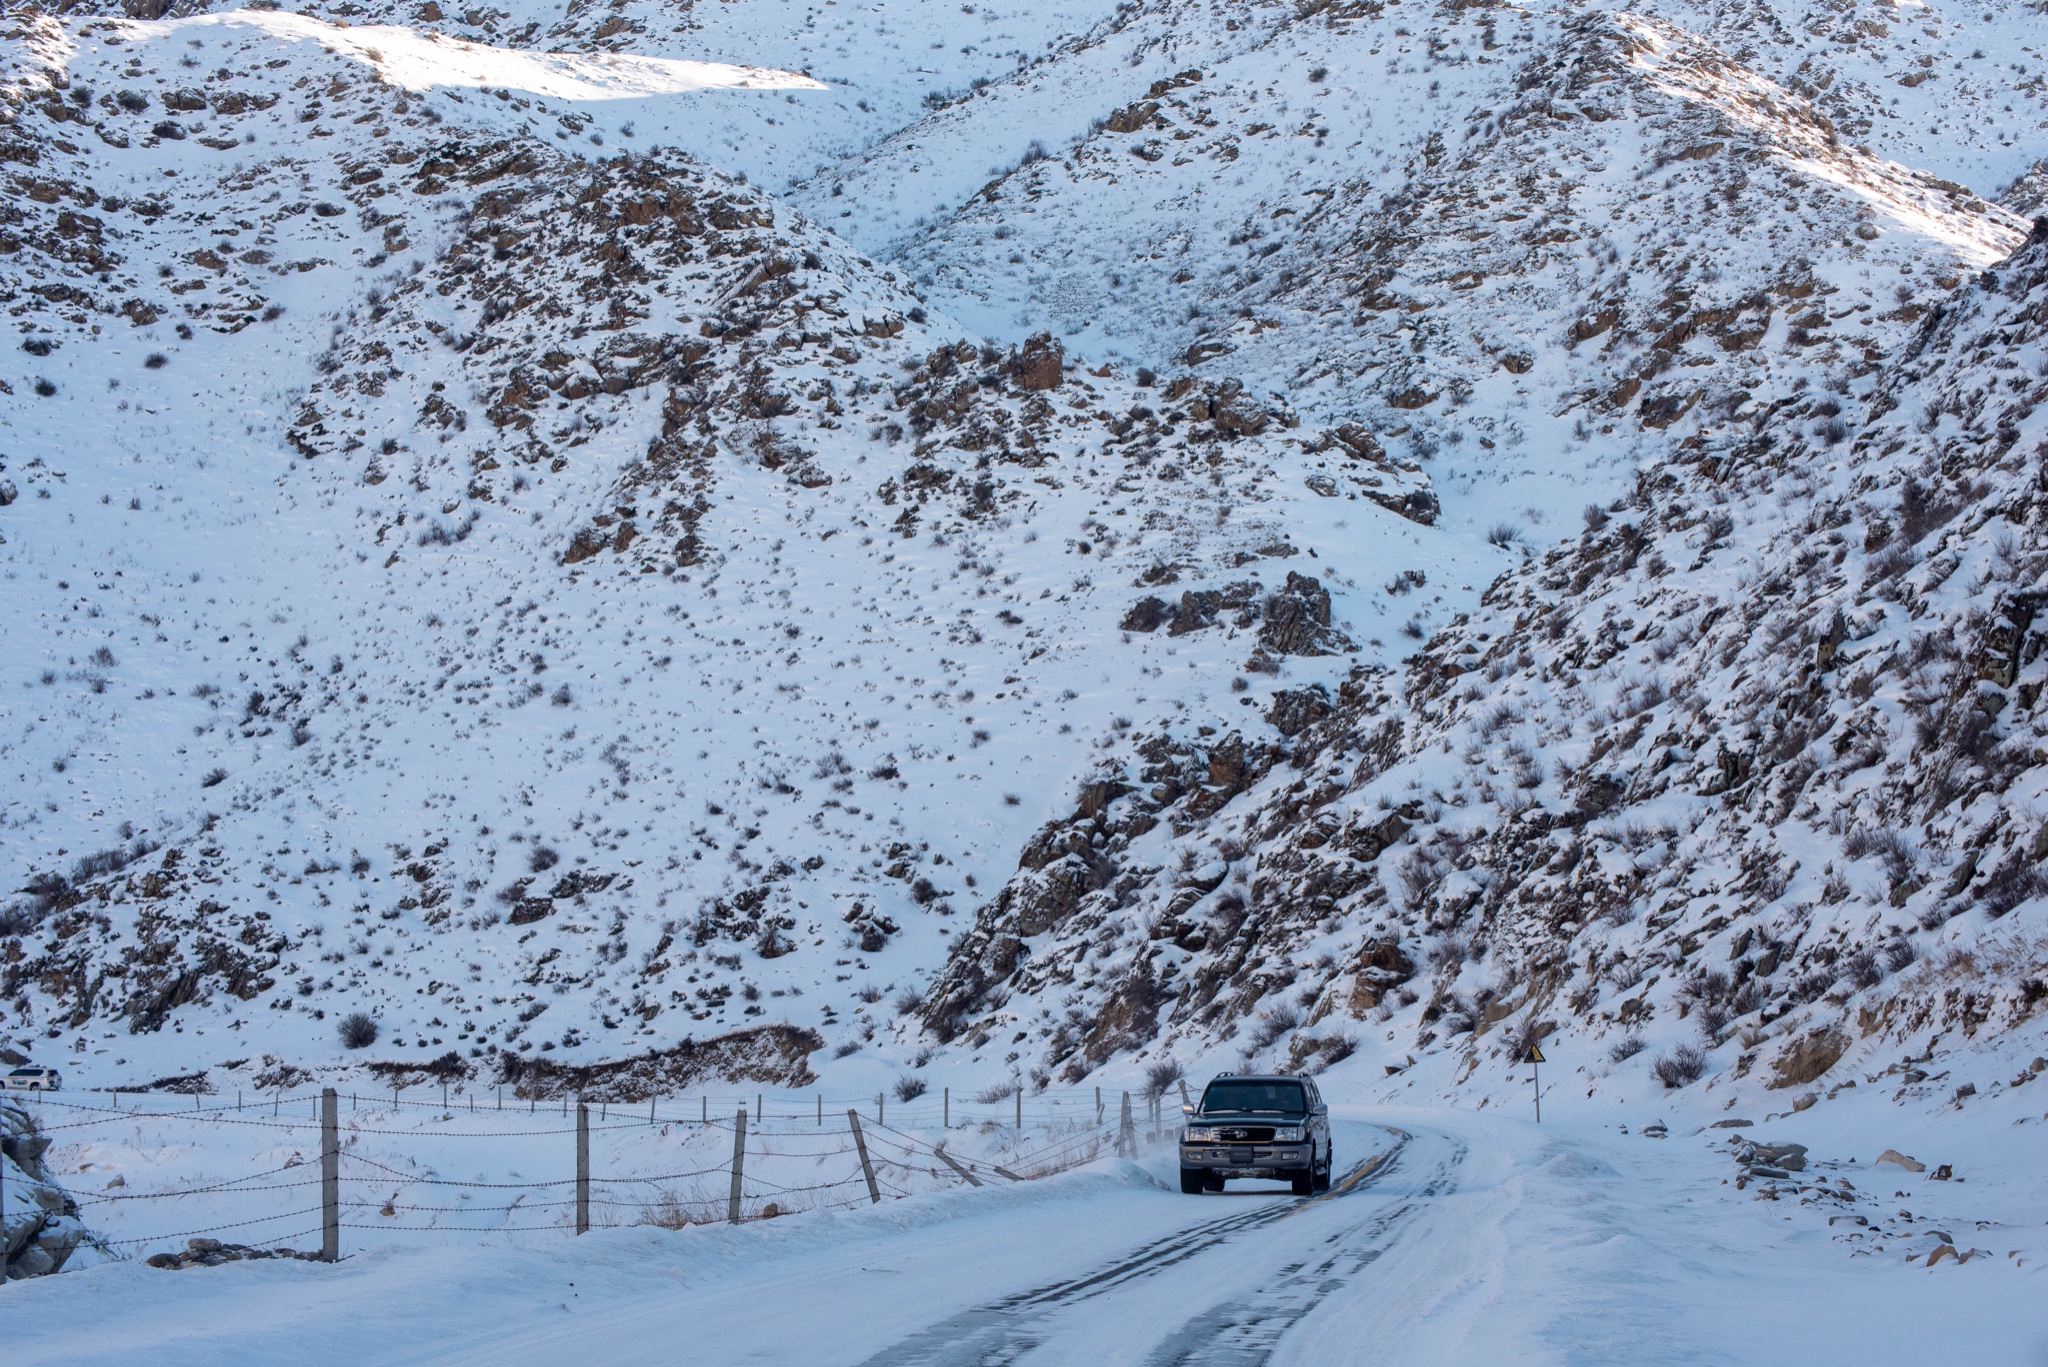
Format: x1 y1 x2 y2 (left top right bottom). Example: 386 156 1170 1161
1180 1167 1206 1195
1315 1149 1333 1192
1290 1169 1314 1196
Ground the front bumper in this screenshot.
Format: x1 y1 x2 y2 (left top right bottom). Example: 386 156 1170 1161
1179 1142 1312 1176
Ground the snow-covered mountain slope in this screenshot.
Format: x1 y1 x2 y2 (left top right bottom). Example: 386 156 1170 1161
3 0 2046 1127
1653 0 2048 198
832 3 2026 545
925 212 2048 1112
0 9 1457 1089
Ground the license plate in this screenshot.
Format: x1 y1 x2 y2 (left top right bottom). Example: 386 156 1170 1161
1229 1148 1253 1164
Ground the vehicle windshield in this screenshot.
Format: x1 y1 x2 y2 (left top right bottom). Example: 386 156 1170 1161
1199 1080 1307 1115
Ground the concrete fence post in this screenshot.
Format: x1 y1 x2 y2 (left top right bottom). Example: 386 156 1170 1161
575 1102 591 1235
727 1108 748 1223
320 1088 339 1262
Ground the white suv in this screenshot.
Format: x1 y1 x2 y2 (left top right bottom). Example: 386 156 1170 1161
3 1065 62 1091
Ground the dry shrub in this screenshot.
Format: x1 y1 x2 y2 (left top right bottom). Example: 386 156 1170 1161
1652 1042 1707 1088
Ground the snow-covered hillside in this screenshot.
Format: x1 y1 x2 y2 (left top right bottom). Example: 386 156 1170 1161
2 0 2046 1155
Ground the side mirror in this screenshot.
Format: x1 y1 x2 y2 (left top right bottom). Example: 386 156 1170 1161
1181 1104 1194 1115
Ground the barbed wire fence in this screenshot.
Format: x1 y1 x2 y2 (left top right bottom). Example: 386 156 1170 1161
4 1081 1166 1266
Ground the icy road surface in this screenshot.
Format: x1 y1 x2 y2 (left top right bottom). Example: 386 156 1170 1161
9 1110 2041 1365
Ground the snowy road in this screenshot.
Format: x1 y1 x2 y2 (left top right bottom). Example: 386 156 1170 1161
12 1110 2042 1365
383 1121 1446 1367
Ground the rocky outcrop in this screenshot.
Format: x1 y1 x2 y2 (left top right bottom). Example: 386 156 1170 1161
2 1100 99 1278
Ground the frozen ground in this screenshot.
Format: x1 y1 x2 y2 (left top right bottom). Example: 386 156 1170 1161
5 1095 2044 1365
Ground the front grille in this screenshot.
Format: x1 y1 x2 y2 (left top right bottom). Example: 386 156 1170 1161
1216 1126 1276 1142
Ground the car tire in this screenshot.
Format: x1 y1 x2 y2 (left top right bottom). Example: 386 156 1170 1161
1315 1150 1333 1192
1180 1167 1206 1195
1290 1169 1314 1196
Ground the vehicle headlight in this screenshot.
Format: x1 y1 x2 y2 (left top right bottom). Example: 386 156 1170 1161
1183 1126 1216 1142
1273 1126 1304 1142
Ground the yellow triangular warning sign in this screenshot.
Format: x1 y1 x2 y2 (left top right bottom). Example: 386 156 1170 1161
1524 1045 1546 1064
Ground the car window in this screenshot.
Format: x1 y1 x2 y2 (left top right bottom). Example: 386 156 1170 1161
1199 1080 1308 1114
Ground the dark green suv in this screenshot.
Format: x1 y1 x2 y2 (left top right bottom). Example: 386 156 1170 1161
1178 1074 1333 1195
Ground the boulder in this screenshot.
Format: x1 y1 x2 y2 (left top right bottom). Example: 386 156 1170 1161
2 1100 98 1278
1264 684 1332 737
1874 1148 1925 1172
1258 573 1347 656
1011 333 1063 391
1770 1028 1846 1088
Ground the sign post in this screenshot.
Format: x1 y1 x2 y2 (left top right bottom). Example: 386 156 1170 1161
1524 1043 1546 1124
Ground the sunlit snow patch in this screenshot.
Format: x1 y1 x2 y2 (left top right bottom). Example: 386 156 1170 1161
99 12 827 101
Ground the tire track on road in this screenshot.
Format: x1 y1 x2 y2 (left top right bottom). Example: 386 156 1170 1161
849 1129 1416 1367
1143 1132 1467 1367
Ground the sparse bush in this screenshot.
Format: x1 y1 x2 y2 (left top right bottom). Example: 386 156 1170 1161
1582 503 1610 533
856 983 884 1003
833 1041 861 1058
1608 1035 1646 1063
893 988 923 1015
1486 522 1523 549
201 767 227 788
892 1076 928 1102
973 1078 1019 1104
1426 933 1470 972
338 1012 379 1049
1842 947 1883 991
1979 855 2048 917
1843 827 1916 882
1143 1055 1184 1100
1651 1042 1707 1088
528 845 560 873
1245 1005 1299 1053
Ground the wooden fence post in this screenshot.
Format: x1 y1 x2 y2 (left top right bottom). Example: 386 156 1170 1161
848 1110 881 1204
1015 1087 1022 1132
321 1088 339 1262
1095 1086 1102 1125
933 1141 981 1187
727 1108 748 1223
1117 1091 1135 1157
943 1086 949 1129
575 1102 590 1235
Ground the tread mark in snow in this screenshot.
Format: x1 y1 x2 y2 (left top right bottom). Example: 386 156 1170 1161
852 1128 1432 1367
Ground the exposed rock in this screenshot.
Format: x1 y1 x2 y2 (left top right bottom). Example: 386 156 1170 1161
1010 332 1064 391
1770 1028 1847 1089
1874 1149 1925 1172
2 1100 99 1278
1258 572 1349 657
1264 684 1332 737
